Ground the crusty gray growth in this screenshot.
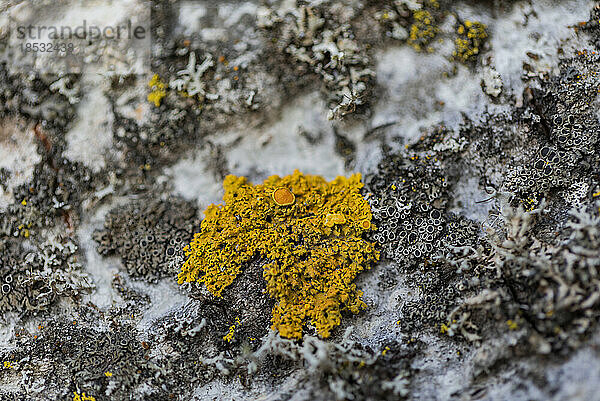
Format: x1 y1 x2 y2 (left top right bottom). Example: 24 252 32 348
93 197 200 282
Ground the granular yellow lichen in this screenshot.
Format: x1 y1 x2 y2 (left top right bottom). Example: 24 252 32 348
223 317 240 343
407 1 440 52
73 392 96 401
408 10 438 52
453 20 488 63
147 74 167 107
179 170 379 339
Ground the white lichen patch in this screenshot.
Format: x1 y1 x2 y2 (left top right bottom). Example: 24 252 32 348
217 92 346 182
449 174 495 223
163 148 224 210
481 66 503 97
169 52 216 101
134 279 188 335
64 75 114 173
486 0 594 98
4 0 150 75
0 117 40 210
176 1 207 36
373 46 485 145
76 204 124 309
114 77 153 125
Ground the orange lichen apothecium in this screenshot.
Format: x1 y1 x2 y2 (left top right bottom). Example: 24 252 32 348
272 187 295 206
178 170 379 339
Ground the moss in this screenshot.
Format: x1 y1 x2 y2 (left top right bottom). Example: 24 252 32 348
179 170 379 339
453 20 488 63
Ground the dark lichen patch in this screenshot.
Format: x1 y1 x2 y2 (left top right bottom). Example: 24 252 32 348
93 196 200 282
361 41 600 350
109 87 204 173
427 50 600 351
502 52 600 207
362 119 496 338
1 313 154 401
111 273 151 308
145 261 278 398
0 238 92 315
246 330 419 401
146 300 230 397
0 127 102 241
366 149 454 268
0 65 77 130
477 203 600 352
0 168 10 191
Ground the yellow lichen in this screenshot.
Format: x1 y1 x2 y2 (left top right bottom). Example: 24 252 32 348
179 170 379 339
223 317 240 343
147 74 167 107
408 10 438 52
453 20 488 63
506 320 518 331
73 392 96 401
407 1 440 52
324 213 346 227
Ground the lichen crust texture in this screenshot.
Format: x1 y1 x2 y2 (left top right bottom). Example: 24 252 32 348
178 170 379 339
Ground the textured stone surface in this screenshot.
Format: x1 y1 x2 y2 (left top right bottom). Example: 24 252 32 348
0 1 599 400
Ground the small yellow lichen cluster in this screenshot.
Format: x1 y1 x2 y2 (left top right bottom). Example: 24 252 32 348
439 319 457 335
147 74 167 107
223 317 240 343
453 20 488 63
523 196 539 212
179 170 379 339
506 319 519 331
408 1 439 52
73 392 96 401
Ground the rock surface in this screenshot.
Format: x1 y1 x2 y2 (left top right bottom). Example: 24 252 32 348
0 0 599 400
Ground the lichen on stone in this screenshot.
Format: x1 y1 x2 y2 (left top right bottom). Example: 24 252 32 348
178 170 379 339
93 196 200 282
453 20 488 64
